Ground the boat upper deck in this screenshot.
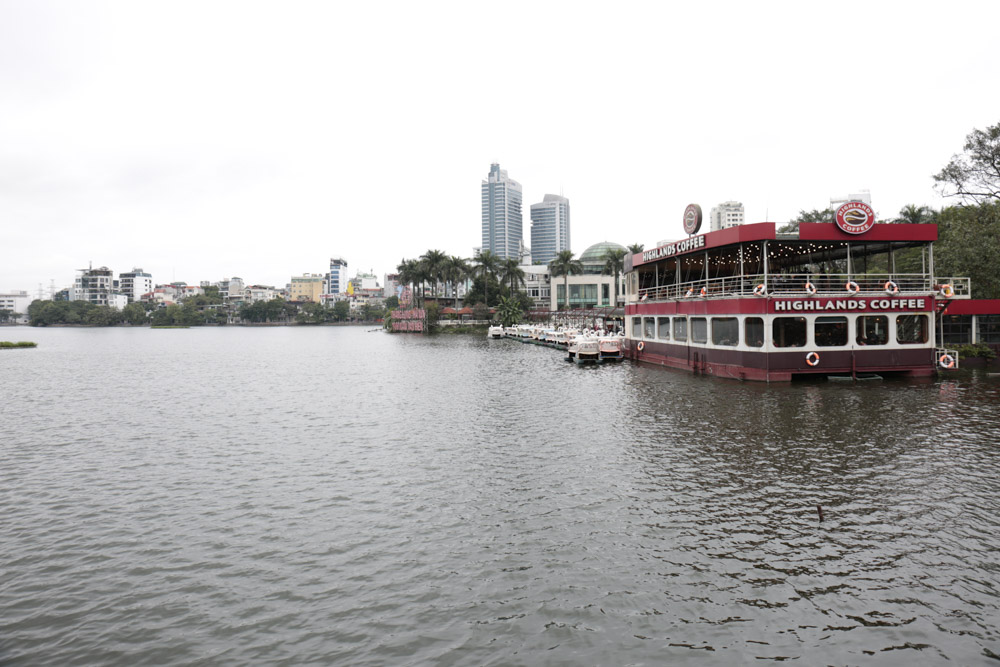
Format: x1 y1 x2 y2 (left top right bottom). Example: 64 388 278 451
625 222 971 303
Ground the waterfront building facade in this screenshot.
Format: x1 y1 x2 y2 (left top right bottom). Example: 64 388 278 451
481 163 523 260
521 265 551 310
530 194 570 266
709 201 745 232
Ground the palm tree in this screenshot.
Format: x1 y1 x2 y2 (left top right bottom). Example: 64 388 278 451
499 257 526 295
548 250 583 311
895 204 933 224
396 258 417 306
443 255 470 299
627 243 644 255
420 249 448 298
601 247 627 307
472 250 501 307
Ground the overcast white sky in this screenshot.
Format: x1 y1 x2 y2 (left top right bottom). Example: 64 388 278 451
2 0 999 294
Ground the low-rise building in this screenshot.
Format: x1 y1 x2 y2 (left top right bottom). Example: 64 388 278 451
0 290 32 323
119 268 153 303
290 274 325 303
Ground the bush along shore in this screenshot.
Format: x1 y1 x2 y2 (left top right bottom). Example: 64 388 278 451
0 341 37 349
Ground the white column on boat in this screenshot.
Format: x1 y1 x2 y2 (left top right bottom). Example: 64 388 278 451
763 240 769 289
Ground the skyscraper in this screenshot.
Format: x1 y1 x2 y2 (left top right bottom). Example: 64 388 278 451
481 163 523 260
530 194 571 266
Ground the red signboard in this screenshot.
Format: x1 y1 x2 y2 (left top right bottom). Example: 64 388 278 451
835 202 876 235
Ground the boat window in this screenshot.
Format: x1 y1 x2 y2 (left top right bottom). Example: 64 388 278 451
643 317 655 339
657 317 670 340
691 317 708 343
711 318 738 346
815 316 848 347
856 315 888 346
632 317 642 338
745 317 764 348
772 317 807 347
897 314 928 344
979 315 1000 344
673 317 688 342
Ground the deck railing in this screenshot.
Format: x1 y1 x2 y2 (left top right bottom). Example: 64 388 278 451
635 274 971 303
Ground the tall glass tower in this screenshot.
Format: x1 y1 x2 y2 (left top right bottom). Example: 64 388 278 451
481 163 523 260
530 194 571 266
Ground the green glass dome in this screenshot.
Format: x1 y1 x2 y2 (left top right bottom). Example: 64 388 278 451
579 241 627 264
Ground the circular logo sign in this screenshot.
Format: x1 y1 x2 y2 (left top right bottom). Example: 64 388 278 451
683 204 702 235
835 202 875 234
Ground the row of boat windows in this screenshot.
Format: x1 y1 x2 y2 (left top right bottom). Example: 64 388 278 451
631 315 930 347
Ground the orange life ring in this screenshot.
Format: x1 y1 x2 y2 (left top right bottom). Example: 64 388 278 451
884 280 899 295
939 284 954 298
805 352 820 367
637 341 645 352
804 282 817 295
939 353 955 369
845 281 860 294
753 284 766 296
699 287 707 297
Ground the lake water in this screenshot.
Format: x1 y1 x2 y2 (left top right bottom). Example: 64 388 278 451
3 326 1000 665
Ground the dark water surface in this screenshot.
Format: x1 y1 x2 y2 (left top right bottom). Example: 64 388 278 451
3 327 1000 665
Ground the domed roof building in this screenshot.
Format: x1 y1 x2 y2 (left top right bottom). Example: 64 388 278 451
578 241 628 274
547 241 627 316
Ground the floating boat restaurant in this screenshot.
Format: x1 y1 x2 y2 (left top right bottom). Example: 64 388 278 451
622 202 996 382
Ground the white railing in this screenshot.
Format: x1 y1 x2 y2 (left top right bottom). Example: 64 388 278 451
635 273 969 303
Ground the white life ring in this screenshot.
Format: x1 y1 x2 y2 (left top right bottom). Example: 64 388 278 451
939 284 954 298
805 351 820 367
804 282 817 295
884 280 899 295
753 284 766 297
939 353 955 369
636 341 644 352
845 281 860 294
685 288 694 298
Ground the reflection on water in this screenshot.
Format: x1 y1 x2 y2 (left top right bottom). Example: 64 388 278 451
2 327 1000 664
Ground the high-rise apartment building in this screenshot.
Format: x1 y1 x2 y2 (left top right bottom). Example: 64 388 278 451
119 268 153 303
530 194 570 266
710 201 745 232
481 163 523 260
328 257 348 295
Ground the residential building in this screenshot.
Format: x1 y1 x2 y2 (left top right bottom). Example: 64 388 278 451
709 201 745 232
550 241 626 311
520 265 551 310
119 268 153 303
530 194 571 266
71 265 127 309
481 163 523 260
383 273 400 299
245 285 280 303
328 257 348 295
290 274 325 303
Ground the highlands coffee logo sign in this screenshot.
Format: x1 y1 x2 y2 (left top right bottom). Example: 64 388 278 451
835 201 876 235
683 203 703 235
